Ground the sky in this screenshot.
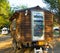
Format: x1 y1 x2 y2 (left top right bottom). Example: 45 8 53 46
8 0 46 8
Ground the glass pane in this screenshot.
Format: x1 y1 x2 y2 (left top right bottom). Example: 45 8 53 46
31 11 44 41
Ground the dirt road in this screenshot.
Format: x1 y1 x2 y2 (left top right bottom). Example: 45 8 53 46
0 35 60 53
0 35 12 49
0 44 60 53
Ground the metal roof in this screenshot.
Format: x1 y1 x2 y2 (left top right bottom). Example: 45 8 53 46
9 6 53 21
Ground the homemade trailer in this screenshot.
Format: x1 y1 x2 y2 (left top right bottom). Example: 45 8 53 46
10 6 53 52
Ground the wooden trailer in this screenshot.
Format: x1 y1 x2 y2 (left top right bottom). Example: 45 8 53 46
10 6 53 52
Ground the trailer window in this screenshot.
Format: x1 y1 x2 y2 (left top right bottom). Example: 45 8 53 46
31 11 44 41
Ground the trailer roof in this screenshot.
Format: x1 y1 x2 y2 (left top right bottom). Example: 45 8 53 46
14 6 53 14
10 6 53 21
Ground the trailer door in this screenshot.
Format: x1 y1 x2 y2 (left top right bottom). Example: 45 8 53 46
31 11 44 41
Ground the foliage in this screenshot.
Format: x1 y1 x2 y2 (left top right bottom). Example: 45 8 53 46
43 0 60 36
20 5 28 9
0 0 11 28
11 5 28 11
43 0 60 11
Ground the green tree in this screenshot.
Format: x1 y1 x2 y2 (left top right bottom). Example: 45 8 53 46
0 0 11 28
20 5 28 9
43 0 60 22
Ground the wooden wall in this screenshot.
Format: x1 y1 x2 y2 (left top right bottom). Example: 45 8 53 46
10 10 53 43
16 10 32 42
45 11 53 41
